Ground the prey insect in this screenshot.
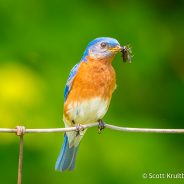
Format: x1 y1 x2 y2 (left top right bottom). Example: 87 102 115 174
121 45 133 63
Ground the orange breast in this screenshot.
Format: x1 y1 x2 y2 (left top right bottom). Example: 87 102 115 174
64 58 116 120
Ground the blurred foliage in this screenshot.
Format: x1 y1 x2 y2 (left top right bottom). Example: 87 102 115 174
0 0 184 183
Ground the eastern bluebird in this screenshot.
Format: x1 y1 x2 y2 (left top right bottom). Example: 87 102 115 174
55 37 124 172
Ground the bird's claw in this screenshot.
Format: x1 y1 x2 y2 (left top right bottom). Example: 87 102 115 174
98 120 105 134
75 124 84 136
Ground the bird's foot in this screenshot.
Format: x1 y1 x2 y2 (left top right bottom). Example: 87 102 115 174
75 124 84 136
98 119 105 134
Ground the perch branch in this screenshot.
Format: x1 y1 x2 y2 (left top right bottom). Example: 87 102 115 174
0 122 184 134
1 123 184 184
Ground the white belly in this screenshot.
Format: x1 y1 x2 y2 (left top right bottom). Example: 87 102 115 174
65 97 109 124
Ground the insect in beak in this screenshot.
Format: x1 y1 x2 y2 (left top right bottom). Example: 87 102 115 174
121 45 133 63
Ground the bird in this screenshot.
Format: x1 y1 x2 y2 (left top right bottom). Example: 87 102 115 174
55 37 123 172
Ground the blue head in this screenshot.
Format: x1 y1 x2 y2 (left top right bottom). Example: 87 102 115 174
81 37 123 61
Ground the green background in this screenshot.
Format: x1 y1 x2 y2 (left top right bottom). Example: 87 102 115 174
0 0 184 183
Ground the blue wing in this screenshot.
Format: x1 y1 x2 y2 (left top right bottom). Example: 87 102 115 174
64 63 80 102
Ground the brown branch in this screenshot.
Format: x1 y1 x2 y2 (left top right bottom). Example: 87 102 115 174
16 126 25 184
0 123 184 184
0 123 184 134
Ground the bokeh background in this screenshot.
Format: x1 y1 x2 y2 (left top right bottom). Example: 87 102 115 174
0 0 184 183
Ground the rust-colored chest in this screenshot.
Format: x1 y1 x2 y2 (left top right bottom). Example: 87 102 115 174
66 60 116 102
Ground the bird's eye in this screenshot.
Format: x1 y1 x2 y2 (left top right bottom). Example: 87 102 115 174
100 42 107 48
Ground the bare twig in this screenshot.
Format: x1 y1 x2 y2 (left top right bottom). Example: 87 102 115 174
16 126 25 184
0 123 184 184
17 135 24 184
0 122 184 134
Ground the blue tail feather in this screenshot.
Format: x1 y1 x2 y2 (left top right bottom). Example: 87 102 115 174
69 146 79 170
55 133 79 172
